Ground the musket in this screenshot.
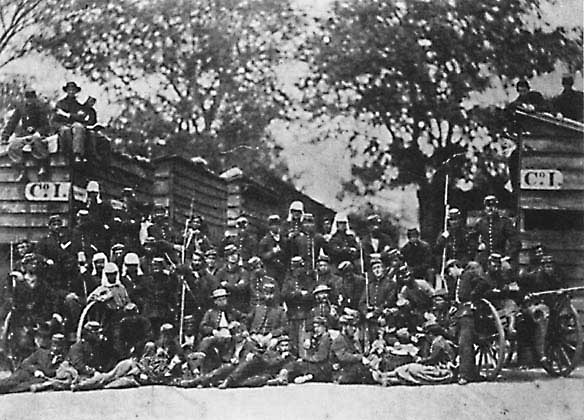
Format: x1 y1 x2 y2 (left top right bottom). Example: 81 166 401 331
179 198 194 345
529 286 584 298
438 173 449 292
358 237 371 353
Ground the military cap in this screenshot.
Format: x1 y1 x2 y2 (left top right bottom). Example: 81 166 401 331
24 89 37 99
123 302 138 313
76 209 89 217
370 254 383 266
160 323 175 333
488 253 502 262
83 321 101 333
337 261 353 272
316 254 330 263
445 259 461 270
143 236 157 244
48 214 62 224
63 81 81 93
51 333 66 345
290 256 304 264
406 227 420 236
212 288 229 299
183 314 196 324
397 266 412 278
367 214 382 224
268 215 281 225
343 307 360 318
262 282 276 292
312 316 327 326
483 195 498 205
152 257 165 264
111 243 125 251
302 213 315 222
204 248 218 257
224 244 238 255
9 271 24 281
21 253 38 264
448 208 461 218
92 252 107 262
228 321 243 331
312 284 331 295
248 256 262 266
276 334 290 344
422 319 444 335
122 187 134 195
86 180 100 193
541 255 554 263
339 314 357 325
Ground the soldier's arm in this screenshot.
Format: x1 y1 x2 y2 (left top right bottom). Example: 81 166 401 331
331 337 361 364
1 108 21 143
199 310 214 337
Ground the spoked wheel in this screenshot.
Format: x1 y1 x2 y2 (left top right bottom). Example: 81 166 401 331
76 301 110 341
473 298 507 381
543 295 582 377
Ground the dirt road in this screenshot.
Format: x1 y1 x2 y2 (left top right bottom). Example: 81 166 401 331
1 368 583 420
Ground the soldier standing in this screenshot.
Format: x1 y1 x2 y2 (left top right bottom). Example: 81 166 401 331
435 208 472 267
400 228 434 282
258 215 286 285
215 244 250 313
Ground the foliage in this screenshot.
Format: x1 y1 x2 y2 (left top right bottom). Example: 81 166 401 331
35 0 301 175
296 0 582 237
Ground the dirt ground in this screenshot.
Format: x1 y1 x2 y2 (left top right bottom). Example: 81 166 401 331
1 367 583 420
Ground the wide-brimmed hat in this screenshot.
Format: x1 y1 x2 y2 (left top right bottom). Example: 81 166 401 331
63 81 81 93
212 288 229 299
313 284 331 295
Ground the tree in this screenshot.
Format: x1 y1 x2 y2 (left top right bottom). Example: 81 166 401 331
296 0 582 239
35 0 301 176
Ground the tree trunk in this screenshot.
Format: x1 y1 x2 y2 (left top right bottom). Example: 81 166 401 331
416 177 444 244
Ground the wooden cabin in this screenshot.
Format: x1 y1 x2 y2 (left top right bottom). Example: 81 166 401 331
516 110 584 284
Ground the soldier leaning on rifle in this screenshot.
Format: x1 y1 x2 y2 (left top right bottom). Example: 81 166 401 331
258 215 287 285
1 89 51 181
282 256 315 357
248 256 280 308
359 255 398 345
336 261 365 311
471 195 520 270
518 255 564 367
435 208 473 267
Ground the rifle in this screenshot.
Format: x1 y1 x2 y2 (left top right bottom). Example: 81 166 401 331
529 286 584 298
179 198 195 345
358 237 370 353
438 173 449 292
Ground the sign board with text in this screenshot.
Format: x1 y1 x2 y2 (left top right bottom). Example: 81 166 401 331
520 169 563 190
25 182 70 201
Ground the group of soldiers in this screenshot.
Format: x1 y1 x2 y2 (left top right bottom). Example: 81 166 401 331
1 81 108 182
0 180 566 393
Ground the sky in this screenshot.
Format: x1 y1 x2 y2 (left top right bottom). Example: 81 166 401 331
1 0 582 233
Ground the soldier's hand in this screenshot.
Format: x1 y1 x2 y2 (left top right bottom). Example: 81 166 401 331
441 231 450 239
478 243 486 251
220 281 228 288
34 370 45 378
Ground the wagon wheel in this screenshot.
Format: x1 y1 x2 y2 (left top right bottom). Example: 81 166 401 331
0 311 17 372
543 294 582 377
76 301 110 341
473 298 507 381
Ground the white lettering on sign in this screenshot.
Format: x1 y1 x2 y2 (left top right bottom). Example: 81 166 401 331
520 169 563 190
25 182 70 201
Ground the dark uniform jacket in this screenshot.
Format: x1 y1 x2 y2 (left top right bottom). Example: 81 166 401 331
309 300 338 330
362 232 394 268
294 232 327 271
199 306 244 337
1 101 50 142
67 339 101 375
142 271 176 321
248 303 288 336
303 332 332 365
400 240 434 279
331 333 363 367
282 271 314 320
359 274 397 317
328 231 359 266
435 226 472 265
258 232 286 282
54 96 84 126
335 273 365 310
249 271 278 307
215 264 250 312
472 212 520 262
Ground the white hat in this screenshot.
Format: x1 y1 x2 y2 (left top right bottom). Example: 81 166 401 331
124 253 140 265
289 201 304 212
86 181 100 193
103 262 119 274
